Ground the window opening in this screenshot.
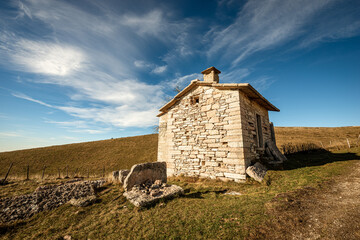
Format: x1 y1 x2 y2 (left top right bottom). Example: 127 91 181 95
191 96 200 105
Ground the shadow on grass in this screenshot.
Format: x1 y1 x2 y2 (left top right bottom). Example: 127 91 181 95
282 148 360 170
140 189 228 209
182 189 227 199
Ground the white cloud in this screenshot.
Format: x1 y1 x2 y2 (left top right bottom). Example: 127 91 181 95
122 10 164 36
57 105 159 127
152 65 167 74
0 33 86 76
2 0 359 138
134 60 167 74
1 2 173 129
10 40 86 76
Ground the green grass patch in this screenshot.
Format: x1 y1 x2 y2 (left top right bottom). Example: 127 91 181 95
1 148 359 239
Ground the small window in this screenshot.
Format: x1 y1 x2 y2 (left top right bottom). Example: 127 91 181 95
191 96 199 105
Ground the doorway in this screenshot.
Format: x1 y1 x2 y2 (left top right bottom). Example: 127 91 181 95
256 114 263 147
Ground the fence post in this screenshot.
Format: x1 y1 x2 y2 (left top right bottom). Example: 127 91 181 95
2 163 13 184
87 168 90 179
42 166 46 180
103 166 105 178
57 168 61 179
65 165 69 178
26 165 29 180
346 138 351 149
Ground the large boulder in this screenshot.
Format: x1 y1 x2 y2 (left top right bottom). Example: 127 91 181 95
246 162 267 182
123 162 166 191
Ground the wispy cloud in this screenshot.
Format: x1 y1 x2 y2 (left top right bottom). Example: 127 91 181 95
121 10 165 37
221 68 250 83
1 0 360 138
134 60 167 74
250 76 274 92
1 1 178 129
0 132 21 137
208 0 360 66
168 73 202 89
17 1 32 19
6 39 86 76
12 92 53 108
152 65 167 74
45 120 112 134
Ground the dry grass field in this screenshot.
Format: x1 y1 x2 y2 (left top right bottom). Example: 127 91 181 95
0 127 359 180
0 134 158 179
275 126 360 149
0 127 359 239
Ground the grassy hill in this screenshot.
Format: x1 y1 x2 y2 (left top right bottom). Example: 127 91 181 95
0 127 359 239
275 126 360 148
0 127 359 178
0 134 158 178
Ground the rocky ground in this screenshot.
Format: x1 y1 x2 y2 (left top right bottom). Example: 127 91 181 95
123 179 184 207
0 179 105 223
251 161 360 240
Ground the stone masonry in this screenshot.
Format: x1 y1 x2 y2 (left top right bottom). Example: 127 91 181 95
157 67 279 181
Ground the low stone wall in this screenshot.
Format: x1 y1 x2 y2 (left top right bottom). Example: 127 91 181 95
0 180 105 223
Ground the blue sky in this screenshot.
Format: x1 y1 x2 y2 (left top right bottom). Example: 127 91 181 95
0 0 359 152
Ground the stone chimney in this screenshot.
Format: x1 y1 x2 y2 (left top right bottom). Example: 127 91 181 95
201 66 221 83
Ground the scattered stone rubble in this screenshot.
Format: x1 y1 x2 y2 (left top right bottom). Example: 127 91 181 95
0 180 105 223
246 162 267 182
123 179 184 207
122 162 184 207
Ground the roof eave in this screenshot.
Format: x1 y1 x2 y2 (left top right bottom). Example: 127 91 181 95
213 83 279 112
157 82 279 117
158 79 212 112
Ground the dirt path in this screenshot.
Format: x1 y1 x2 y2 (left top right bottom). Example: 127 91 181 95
253 160 360 240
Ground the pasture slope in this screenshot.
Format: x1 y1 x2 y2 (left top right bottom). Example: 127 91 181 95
0 127 359 178
0 126 359 239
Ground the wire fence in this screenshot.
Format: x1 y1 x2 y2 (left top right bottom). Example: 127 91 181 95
1 165 109 183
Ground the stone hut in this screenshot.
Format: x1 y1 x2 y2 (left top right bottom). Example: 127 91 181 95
157 67 281 182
